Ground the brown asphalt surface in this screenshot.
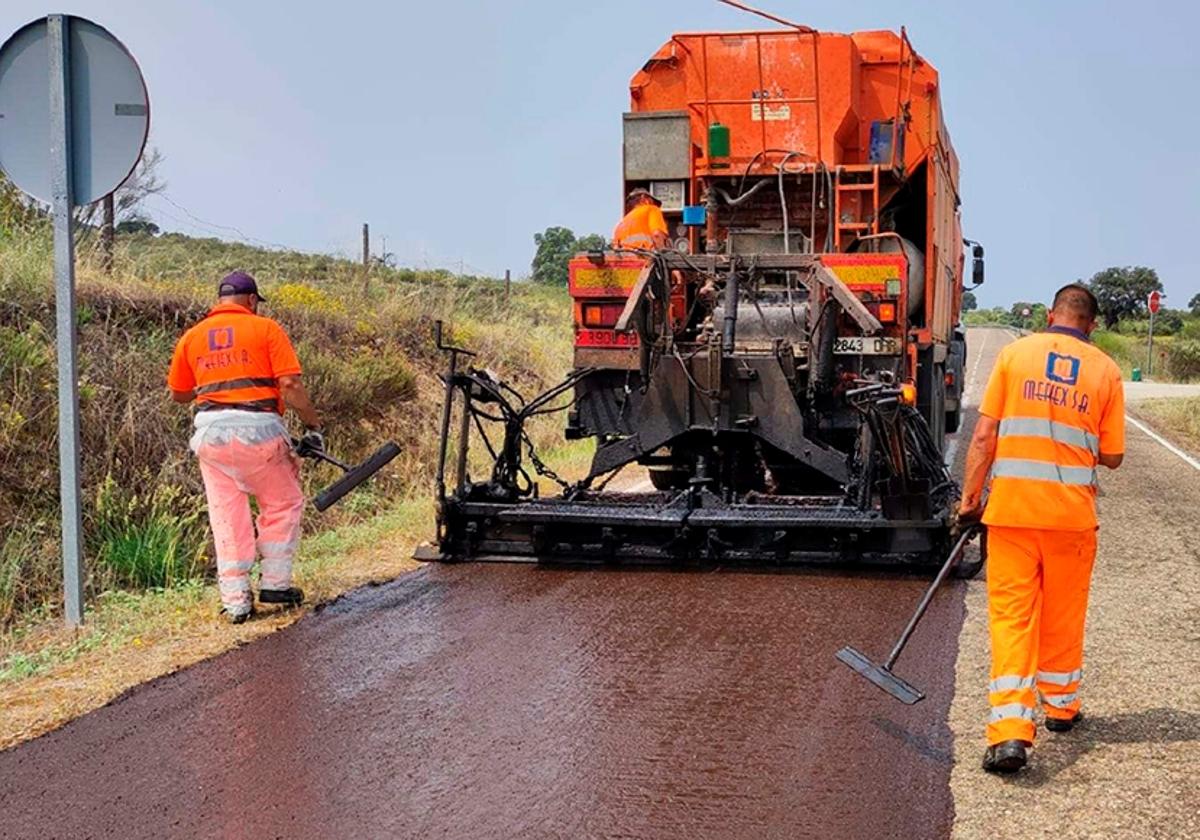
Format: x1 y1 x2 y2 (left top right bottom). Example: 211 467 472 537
0 333 1007 839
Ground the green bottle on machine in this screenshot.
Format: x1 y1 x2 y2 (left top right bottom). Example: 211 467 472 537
708 122 730 161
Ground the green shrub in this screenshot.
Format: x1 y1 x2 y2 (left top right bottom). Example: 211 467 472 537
1167 340 1200 381
0 522 56 627
1092 330 1137 373
90 475 208 590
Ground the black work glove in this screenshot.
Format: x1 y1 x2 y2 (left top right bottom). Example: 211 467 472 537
950 499 983 541
298 428 326 456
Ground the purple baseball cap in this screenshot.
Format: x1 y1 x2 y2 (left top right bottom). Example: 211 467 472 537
217 271 266 301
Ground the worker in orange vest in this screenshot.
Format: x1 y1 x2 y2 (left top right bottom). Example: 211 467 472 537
167 272 324 624
959 283 1125 773
612 187 670 250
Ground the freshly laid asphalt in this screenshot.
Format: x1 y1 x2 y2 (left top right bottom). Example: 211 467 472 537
6 329 1193 839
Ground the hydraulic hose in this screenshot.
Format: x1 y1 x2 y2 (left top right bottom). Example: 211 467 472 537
722 266 740 354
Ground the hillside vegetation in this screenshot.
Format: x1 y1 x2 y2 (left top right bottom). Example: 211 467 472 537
0 228 574 626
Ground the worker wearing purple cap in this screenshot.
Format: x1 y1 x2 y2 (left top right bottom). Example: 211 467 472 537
167 272 324 623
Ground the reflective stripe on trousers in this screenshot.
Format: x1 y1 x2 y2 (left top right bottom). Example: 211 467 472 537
989 703 1036 724
989 675 1035 693
1037 668 1083 686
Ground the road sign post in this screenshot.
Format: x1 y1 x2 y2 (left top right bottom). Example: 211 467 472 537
0 15 149 626
48 15 85 626
1147 290 1162 378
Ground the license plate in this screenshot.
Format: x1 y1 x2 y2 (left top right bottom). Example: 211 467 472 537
833 336 902 355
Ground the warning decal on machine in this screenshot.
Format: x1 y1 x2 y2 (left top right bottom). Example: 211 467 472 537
751 103 791 122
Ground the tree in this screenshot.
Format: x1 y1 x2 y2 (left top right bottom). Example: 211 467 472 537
76 145 167 234
531 226 606 285
962 290 977 311
1086 266 1163 329
1189 292 1200 315
114 215 160 236
576 233 607 252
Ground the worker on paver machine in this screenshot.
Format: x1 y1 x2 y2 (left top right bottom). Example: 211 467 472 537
167 272 325 624
959 283 1125 773
612 187 669 250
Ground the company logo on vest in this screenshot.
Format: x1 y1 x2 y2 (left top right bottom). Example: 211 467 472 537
1045 352 1080 386
207 327 234 352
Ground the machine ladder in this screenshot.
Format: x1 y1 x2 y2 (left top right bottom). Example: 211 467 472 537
834 165 881 251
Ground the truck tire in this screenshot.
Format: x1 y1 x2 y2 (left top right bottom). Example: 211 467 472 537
917 349 947 450
945 331 966 435
648 466 689 491
946 404 962 434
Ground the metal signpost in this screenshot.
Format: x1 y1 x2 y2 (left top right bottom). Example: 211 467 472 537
1147 290 1162 377
0 15 149 625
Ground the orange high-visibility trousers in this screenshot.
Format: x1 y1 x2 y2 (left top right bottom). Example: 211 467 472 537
985 525 1097 745
197 436 305 614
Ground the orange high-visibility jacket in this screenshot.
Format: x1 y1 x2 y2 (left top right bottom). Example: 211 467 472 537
167 302 302 414
612 204 668 250
979 327 1125 530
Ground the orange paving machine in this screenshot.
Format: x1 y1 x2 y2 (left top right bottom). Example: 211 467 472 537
422 22 985 572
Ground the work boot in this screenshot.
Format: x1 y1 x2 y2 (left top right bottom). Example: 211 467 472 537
258 586 304 606
223 605 255 625
982 740 1028 774
1045 711 1083 733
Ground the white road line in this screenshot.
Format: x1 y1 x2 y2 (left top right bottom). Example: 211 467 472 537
1125 414 1200 472
962 328 990 410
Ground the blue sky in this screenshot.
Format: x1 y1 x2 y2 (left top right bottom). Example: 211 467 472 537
3 1 1197 308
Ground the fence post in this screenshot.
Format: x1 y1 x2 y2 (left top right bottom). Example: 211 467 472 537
361 222 370 295
100 192 114 274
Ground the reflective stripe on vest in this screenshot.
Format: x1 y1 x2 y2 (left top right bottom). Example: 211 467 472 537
992 459 1096 487
999 417 1100 455
195 376 278 396
196 398 279 413
617 233 655 249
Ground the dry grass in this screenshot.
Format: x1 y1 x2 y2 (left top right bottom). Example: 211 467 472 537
1 228 574 625
1132 397 1200 454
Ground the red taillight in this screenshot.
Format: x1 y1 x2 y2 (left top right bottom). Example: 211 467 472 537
581 302 624 328
877 301 897 323
945 372 956 388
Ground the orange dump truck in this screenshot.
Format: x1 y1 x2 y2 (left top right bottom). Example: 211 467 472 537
427 24 985 572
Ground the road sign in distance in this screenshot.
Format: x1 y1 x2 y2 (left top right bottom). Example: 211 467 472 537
1148 290 1162 315
0 16 149 205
